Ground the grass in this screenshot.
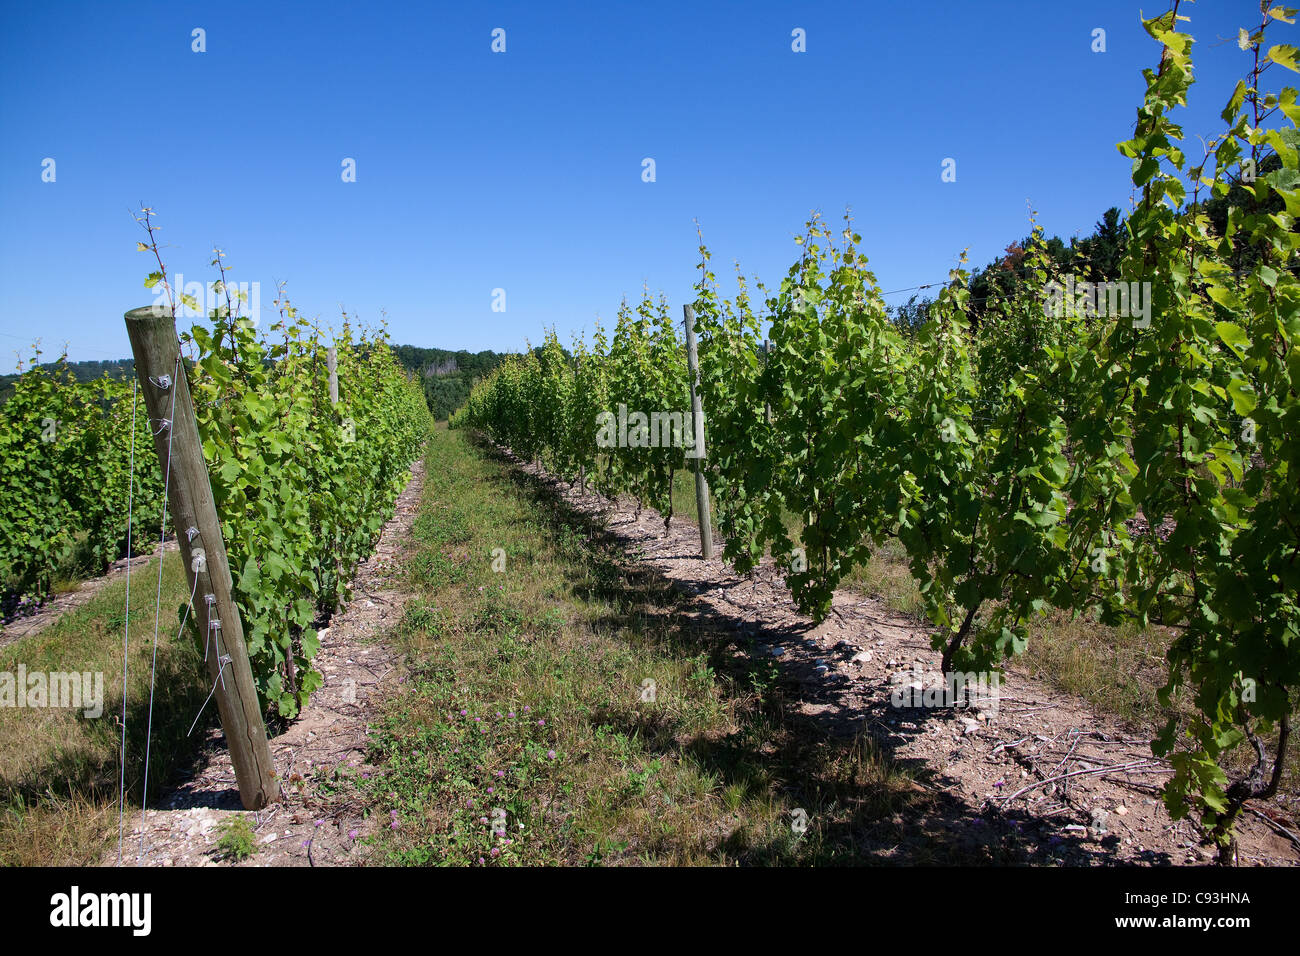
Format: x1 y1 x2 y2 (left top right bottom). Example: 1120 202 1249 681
359 426 953 865
0 550 207 866
215 814 257 861
841 537 926 617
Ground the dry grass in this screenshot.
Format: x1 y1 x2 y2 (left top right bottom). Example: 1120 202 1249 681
0 551 205 865
1017 610 1171 726
841 537 924 617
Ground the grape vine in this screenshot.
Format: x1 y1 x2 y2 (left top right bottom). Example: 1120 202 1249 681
453 4 1300 856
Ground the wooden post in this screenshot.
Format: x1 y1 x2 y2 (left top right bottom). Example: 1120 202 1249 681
124 306 280 811
762 339 772 426
327 346 339 406
575 353 586 494
682 304 714 559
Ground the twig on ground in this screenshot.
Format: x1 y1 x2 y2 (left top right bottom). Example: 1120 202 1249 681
1002 703 1062 716
1246 807 1300 850
999 759 1164 805
1052 729 1085 775
991 736 1030 754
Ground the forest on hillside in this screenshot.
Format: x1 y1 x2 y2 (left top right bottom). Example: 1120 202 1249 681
389 345 508 420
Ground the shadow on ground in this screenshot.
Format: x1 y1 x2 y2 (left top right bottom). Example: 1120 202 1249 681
472 438 1174 865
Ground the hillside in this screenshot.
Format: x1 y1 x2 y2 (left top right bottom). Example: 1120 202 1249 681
390 345 508 420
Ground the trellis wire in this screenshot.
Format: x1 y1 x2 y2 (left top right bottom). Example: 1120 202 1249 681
116 376 138 867
137 352 181 863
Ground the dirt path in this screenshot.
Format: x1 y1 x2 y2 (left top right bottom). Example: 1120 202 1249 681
513 454 1300 867
105 460 423 867
0 540 178 651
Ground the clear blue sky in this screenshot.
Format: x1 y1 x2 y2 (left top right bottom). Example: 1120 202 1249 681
0 0 1290 372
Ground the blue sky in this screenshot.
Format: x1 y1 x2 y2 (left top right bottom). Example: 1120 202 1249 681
0 0 1291 372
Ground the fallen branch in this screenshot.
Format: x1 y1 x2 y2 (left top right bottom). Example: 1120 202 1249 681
1246 806 1300 851
998 759 1164 805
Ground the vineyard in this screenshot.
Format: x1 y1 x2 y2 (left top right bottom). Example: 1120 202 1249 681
0 360 165 614
1 228 430 720
453 9 1300 857
0 4 1297 878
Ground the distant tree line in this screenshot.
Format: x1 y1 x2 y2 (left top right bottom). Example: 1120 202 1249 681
1 348 508 422
889 160 1296 336
389 345 509 420
887 205 1129 336
0 358 135 404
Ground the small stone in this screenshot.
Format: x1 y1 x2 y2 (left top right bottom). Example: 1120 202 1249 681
852 651 872 664
960 718 979 735
1089 809 1110 837
1115 805 1128 816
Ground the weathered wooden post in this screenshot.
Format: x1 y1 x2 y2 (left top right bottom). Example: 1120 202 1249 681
575 353 586 495
682 304 714 559
327 346 339 406
124 306 280 810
